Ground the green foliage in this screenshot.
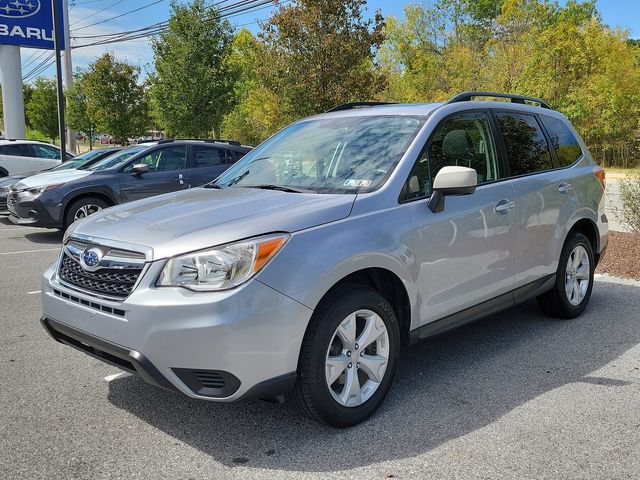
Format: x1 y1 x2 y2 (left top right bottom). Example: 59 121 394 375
26 78 59 142
83 53 150 145
150 0 236 137
380 0 640 167
617 173 640 233
66 73 97 149
259 0 386 118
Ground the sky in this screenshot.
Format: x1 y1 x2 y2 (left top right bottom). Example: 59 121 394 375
18 0 640 82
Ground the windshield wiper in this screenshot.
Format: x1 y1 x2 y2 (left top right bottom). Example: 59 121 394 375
203 182 222 189
241 184 317 194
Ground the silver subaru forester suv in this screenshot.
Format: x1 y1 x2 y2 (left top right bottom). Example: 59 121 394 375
41 92 608 427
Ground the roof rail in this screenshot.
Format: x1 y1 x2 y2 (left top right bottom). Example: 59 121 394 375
157 138 241 146
446 91 551 109
326 102 397 113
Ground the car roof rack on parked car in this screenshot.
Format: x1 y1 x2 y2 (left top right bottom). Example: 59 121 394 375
326 102 397 113
446 91 551 109
157 138 242 146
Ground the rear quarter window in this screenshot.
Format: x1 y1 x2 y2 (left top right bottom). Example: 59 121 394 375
539 115 583 167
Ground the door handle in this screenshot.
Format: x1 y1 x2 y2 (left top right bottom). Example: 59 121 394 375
558 182 573 194
495 200 515 214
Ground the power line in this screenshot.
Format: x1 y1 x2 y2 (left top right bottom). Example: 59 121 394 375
72 0 167 32
69 0 128 27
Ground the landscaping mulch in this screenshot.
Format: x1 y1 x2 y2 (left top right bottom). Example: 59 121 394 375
596 231 640 280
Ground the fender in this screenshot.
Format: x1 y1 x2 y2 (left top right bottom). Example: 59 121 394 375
256 204 420 330
60 186 119 222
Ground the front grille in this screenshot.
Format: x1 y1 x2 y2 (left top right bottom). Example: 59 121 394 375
58 252 143 299
52 288 126 316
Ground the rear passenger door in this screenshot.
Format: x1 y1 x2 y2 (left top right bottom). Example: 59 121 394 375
186 145 236 187
119 145 189 202
494 110 578 287
31 144 65 171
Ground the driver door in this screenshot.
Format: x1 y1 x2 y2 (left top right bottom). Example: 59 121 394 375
402 110 517 328
119 145 189 202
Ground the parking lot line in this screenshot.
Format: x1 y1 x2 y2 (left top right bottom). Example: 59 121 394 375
104 372 132 382
0 226 45 231
0 248 59 256
27 291 41 295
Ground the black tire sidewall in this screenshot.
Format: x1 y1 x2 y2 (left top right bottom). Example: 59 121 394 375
301 287 400 427
555 233 595 317
65 197 108 228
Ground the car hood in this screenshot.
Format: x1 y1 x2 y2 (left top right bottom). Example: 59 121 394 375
71 187 357 260
15 169 92 189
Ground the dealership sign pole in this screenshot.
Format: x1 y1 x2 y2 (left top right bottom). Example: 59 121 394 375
51 0 64 150
0 0 66 142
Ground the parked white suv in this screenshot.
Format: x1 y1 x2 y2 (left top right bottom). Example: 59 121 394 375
0 140 73 177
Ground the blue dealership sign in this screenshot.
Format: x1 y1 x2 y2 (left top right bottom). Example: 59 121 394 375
0 0 65 49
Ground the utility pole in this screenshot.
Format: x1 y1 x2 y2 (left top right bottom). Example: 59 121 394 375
52 0 66 155
62 0 76 153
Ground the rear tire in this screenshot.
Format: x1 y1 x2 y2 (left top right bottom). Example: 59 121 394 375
537 232 595 319
64 197 109 229
289 286 400 427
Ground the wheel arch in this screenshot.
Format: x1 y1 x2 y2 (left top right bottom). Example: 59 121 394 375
308 267 413 346
61 190 117 224
0 166 9 177
567 217 599 263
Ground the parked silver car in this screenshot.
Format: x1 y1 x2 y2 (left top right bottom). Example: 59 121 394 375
40 92 608 427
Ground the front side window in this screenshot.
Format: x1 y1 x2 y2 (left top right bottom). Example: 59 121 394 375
33 145 61 159
539 115 582 167
215 115 426 194
496 112 552 176
125 146 187 172
404 111 499 201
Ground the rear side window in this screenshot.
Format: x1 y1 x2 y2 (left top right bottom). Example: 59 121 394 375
0 144 32 157
496 112 552 176
539 115 582 167
192 146 230 167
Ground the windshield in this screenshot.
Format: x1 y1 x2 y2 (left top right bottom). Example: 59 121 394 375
215 115 425 193
50 149 108 171
89 146 147 172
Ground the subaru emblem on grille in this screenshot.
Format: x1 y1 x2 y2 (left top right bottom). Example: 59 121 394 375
80 247 103 271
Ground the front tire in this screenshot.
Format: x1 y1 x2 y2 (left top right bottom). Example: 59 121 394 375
290 286 400 427
537 232 595 319
64 197 109 229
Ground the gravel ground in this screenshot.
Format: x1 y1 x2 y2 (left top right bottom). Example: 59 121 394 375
1 218 639 480
597 231 640 280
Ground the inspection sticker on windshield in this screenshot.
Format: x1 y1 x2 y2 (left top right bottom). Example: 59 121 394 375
344 179 373 188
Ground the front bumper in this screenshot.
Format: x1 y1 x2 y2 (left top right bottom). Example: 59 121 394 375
41 260 312 401
7 192 61 228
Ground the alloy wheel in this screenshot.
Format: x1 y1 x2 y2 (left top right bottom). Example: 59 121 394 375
325 309 390 407
565 244 590 306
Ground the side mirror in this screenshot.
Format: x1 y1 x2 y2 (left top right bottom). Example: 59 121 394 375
131 163 150 175
428 166 477 213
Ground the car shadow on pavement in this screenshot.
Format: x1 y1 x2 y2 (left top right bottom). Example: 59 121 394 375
107 280 640 472
24 230 63 244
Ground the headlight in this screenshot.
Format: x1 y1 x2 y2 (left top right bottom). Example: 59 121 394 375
25 184 62 196
157 233 290 291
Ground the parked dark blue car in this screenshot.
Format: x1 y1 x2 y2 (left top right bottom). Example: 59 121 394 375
8 139 250 229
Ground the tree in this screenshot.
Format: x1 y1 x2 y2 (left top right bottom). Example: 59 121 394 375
150 0 236 137
259 0 386 118
66 73 97 149
83 53 150 145
26 78 59 142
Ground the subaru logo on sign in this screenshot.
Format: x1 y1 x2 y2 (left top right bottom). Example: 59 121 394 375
0 0 41 18
81 247 103 272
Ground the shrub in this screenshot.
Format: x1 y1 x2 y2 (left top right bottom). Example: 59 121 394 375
616 172 640 234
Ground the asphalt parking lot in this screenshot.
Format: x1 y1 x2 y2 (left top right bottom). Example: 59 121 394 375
1 218 639 480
